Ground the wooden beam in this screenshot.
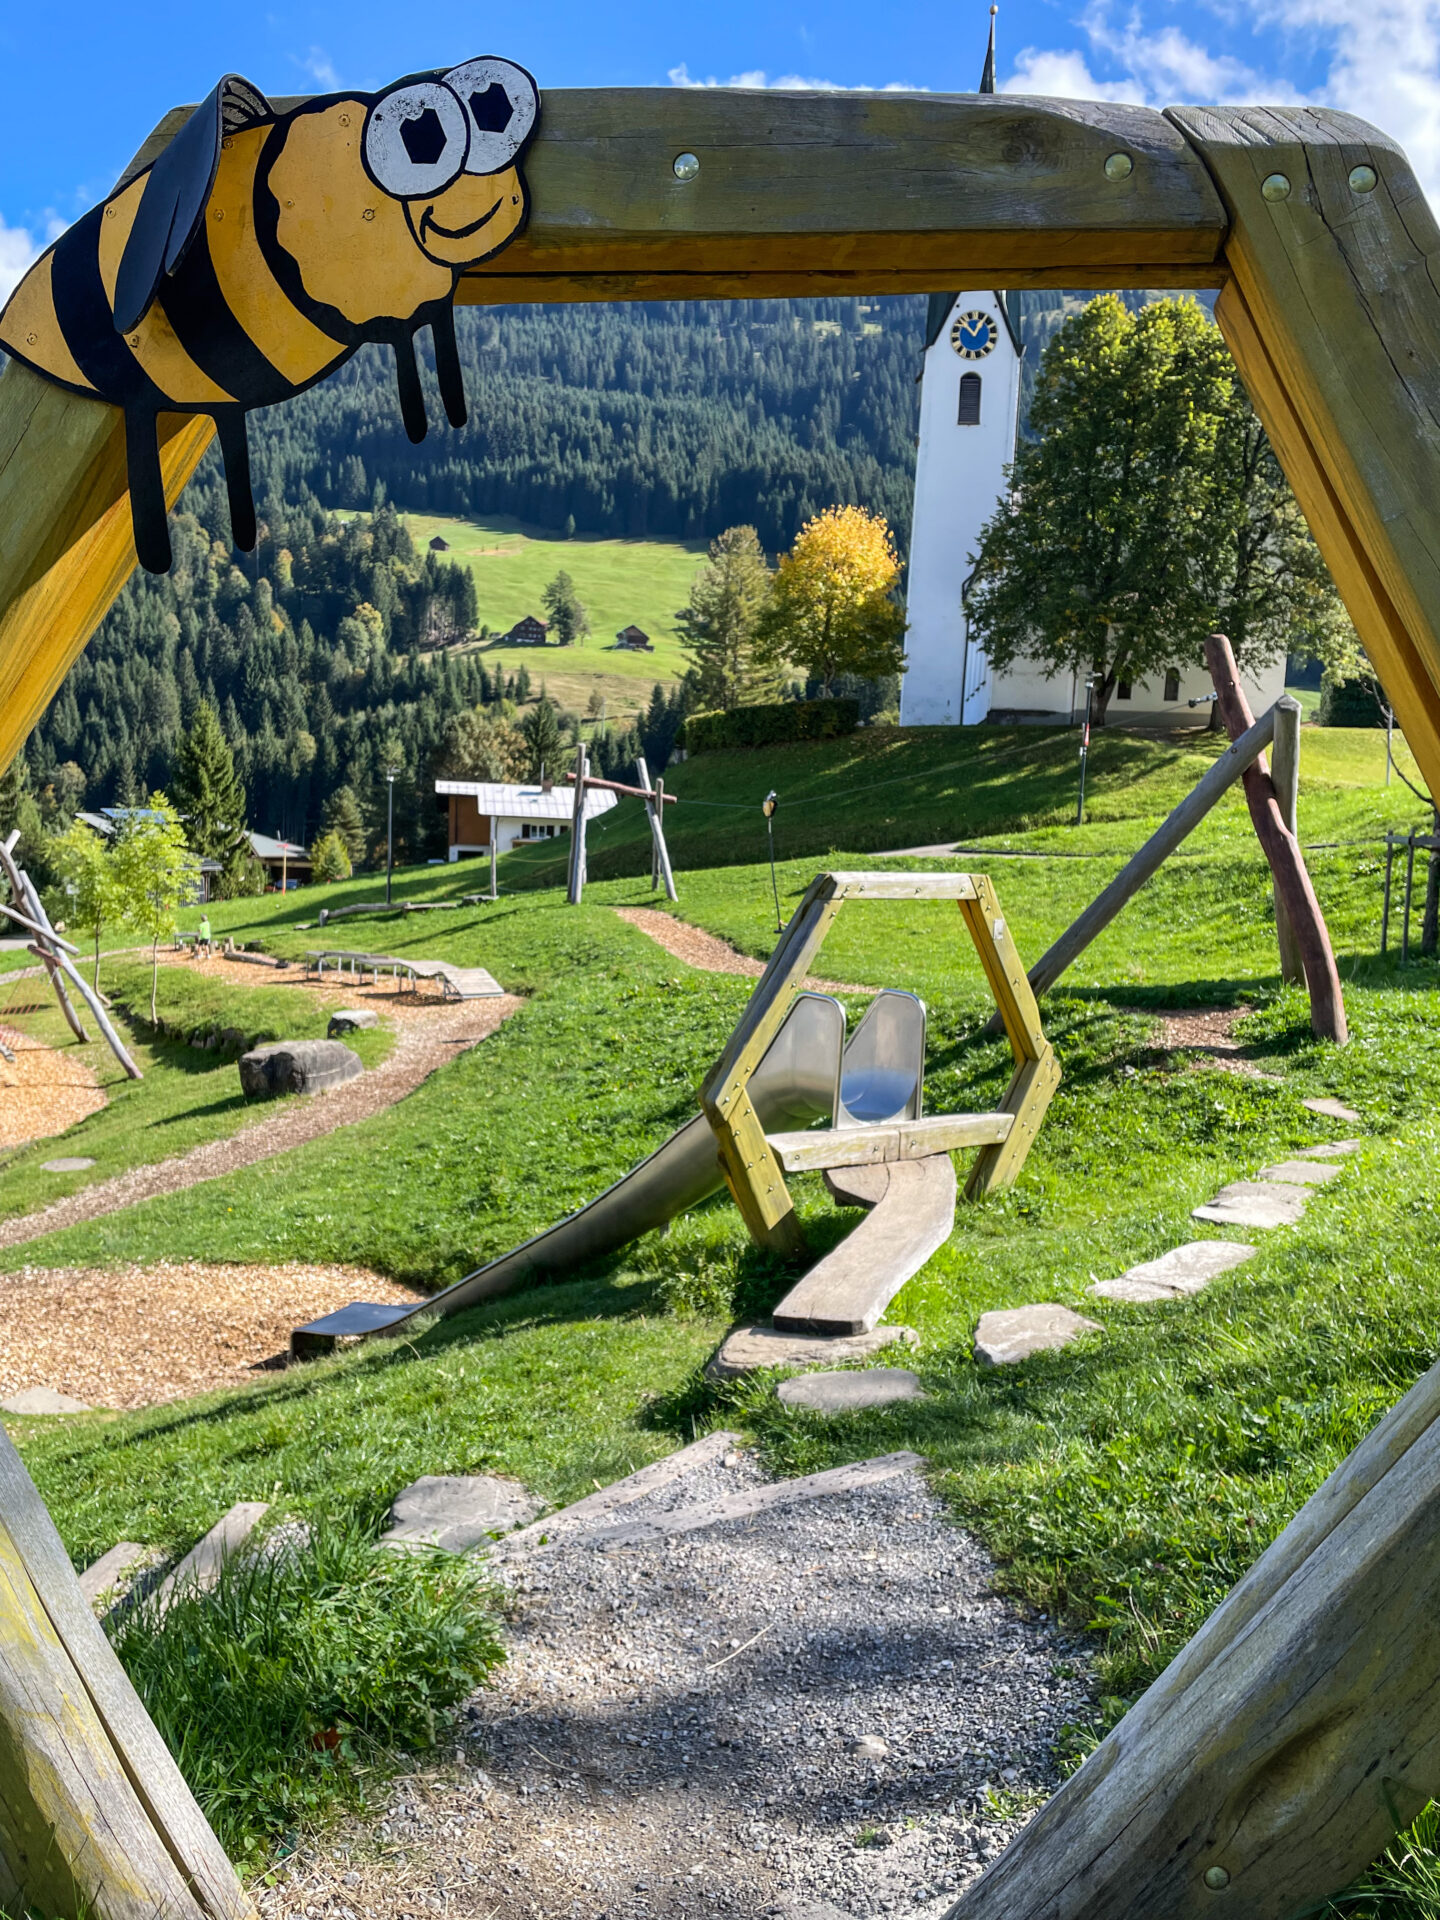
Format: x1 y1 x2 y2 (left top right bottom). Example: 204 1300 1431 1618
767 1110 1013 1173
949 1346 1440 1919
452 91 1227 302
0 366 212 777
1175 105 1440 801
1268 696 1305 984
828 872 981 901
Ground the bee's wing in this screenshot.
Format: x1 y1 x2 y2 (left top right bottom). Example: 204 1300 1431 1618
114 74 270 335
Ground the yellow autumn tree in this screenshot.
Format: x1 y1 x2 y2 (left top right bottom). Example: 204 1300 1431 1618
755 505 907 693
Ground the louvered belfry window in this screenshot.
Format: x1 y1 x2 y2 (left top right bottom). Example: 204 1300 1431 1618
957 373 982 426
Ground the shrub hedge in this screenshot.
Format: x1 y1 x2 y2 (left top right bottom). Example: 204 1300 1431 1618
681 698 861 754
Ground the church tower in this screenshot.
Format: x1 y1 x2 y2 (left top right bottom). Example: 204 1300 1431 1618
899 9 1023 727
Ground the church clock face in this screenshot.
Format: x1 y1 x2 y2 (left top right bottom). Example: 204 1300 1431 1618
950 310 998 359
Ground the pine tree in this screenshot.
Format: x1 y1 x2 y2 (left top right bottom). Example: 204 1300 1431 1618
521 697 565 779
676 525 776 710
171 702 250 897
322 786 367 866
542 571 590 647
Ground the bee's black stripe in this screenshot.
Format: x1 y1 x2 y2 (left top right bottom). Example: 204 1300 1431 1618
160 227 305 409
49 205 163 408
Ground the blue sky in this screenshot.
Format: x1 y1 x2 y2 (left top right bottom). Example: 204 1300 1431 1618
1 0 1430 298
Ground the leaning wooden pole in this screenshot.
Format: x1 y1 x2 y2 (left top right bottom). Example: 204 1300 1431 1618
1269 696 1306 984
1008 703 1278 1017
948 1346 1440 1920
1204 635 1347 1042
565 744 589 906
635 758 678 903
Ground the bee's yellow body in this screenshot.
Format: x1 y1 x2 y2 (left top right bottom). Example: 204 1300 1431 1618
0 59 539 570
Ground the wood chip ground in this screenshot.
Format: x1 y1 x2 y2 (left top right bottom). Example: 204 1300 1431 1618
614 908 870 995
0 1260 423 1409
0 1022 105 1147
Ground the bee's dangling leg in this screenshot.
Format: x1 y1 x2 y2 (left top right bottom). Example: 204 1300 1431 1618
214 410 257 554
393 333 429 444
432 309 468 430
124 406 173 574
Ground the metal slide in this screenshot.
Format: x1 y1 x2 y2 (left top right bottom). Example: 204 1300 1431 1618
296 990 926 1353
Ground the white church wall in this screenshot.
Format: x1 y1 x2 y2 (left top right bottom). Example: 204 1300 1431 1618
900 292 1022 727
987 655 1287 725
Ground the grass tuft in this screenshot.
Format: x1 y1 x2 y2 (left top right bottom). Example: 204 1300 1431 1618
108 1521 504 1870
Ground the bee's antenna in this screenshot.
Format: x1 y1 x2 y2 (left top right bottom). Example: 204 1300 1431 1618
393 332 429 444
432 309 468 430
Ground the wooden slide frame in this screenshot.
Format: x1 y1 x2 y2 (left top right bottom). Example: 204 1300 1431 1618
699 870 1059 1254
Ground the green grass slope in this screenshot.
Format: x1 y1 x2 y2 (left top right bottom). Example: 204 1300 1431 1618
398 510 703 718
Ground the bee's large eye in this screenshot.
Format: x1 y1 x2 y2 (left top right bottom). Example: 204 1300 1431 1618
440 58 538 174
364 81 469 197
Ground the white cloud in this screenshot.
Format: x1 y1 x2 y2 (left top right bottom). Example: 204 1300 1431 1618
668 63 922 92
1004 47 1146 102
0 217 43 307
296 47 340 89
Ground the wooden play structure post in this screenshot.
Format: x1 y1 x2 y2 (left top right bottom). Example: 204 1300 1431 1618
950 1342 1440 1919
565 744 589 906
700 871 1060 1255
0 1428 252 1918
1270 696 1305 984
635 758 678 902
1204 635 1347 1041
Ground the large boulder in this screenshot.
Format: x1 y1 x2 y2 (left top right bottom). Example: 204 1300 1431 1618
239 1039 362 1098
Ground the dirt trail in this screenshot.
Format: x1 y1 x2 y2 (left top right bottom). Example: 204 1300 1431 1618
0 993 522 1252
615 907 871 995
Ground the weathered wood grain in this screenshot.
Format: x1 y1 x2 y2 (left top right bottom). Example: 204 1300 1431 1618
949 1348 1440 1919
771 1154 957 1334
0 1429 251 1916
1015 704 1278 1013
767 1111 1012 1172
1204 636 1347 1042
965 1047 1061 1198
1270 697 1305 983
829 871 981 901
1172 104 1440 800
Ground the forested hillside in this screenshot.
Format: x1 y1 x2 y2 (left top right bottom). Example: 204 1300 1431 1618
244 296 926 551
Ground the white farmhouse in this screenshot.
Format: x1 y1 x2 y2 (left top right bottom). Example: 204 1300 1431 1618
437 779 617 862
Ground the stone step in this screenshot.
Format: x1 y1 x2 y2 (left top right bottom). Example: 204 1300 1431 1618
153 1502 271 1613
494 1429 742 1558
707 1323 916 1380
1192 1180 1311 1230
381 1475 541 1552
776 1369 926 1415
974 1305 1102 1367
1088 1239 1256 1304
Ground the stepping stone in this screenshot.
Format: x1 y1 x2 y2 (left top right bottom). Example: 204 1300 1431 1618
1303 1096 1361 1122
1 1386 90 1414
327 1007 378 1035
1257 1158 1343 1186
239 1038 362 1098
1300 1139 1362 1159
154 1502 271 1613
776 1368 926 1415
381 1474 542 1552
1192 1181 1310 1229
41 1157 94 1173
1087 1239 1256 1303
973 1305 1102 1367
495 1430 741 1559
708 1323 917 1380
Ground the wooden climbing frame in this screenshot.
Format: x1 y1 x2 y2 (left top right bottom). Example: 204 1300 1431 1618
699 870 1059 1255
5 97 1440 805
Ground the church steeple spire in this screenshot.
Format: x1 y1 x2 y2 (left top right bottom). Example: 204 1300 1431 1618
980 5 998 93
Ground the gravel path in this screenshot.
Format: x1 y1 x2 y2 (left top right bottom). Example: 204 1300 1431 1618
259 1450 1093 1919
0 993 523 1252
615 908 871 996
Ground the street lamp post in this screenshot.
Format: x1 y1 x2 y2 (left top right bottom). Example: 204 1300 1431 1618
385 767 398 905
762 790 782 931
1075 676 1096 826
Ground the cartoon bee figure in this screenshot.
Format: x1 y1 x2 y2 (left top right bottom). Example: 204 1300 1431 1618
0 58 540 572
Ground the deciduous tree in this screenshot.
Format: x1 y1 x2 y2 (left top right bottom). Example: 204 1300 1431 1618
110 796 200 1023
755 507 906 694
432 710 527 783
51 823 122 991
677 526 776 710
967 294 1357 726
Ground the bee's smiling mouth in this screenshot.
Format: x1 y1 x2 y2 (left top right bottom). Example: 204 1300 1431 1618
419 197 503 244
